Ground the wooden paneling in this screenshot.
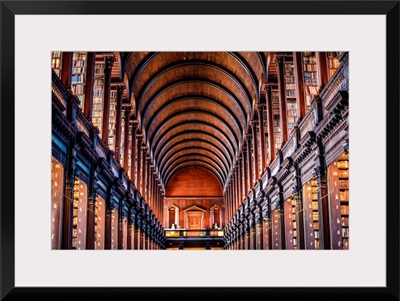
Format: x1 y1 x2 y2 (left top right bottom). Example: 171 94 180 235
166 167 223 197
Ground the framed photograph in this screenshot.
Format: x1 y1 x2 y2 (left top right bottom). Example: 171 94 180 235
2 0 399 300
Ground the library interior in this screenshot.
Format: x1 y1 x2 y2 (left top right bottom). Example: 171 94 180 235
51 51 349 250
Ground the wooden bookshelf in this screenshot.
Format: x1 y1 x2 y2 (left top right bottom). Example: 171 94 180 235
272 89 282 150
302 181 318 249
272 209 279 249
283 59 298 135
328 52 342 78
92 57 106 137
71 52 87 110
291 198 298 249
51 51 62 77
302 52 319 110
108 90 117 152
72 178 88 250
51 158 64 249
263 107 269 161
337 152 349 249
94 197 106 249
310 178 320 249
119 107 127 167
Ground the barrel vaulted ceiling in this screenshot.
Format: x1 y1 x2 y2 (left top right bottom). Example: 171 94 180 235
119 52 273 192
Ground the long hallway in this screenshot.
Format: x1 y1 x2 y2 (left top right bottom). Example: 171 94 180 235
51 51 349 250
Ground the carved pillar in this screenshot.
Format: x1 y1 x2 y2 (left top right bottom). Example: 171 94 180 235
118 197 129 250
130 121 138 186
226 190 230 222
277 197 286 250
104 201 113 250
246 134 253 191
227 179 233 220
266 197 273 250
235 166 240 211
245 216 250 250
101 55 115 143
316 52 329 91
134 213 140 250
123 106 131 170
83 52 95 120
127 206 135 250
239 220 244 250
276 56 289 143
86 167 98 249
136 135 143 193
250 213 256 250
293 165 305 249
141 222 146 250
146 158 151 204
257 104 267 172
61 52 72 88
251 120 259 183
265 86 276 162
255 209 263 250
238 158 243 206
114 85 124 162
142 147 148 198
62 147 76 249
314 140 331 249
293 52 306 119
242 147 248 198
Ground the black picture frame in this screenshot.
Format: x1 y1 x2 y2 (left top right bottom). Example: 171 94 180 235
1 1 399 300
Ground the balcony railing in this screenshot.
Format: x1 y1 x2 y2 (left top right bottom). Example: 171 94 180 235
165 229 224 238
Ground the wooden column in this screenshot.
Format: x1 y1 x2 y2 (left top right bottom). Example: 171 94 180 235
146 158 151 204
86 169 98 250
101 56 114 144
62 147 76 249
246 135 253 191
240 223 244 250
83 52 95 120
255 210 263 250
226 184 230 220
251 120 259 182
136 136 143 194
127 209 134 250
134 223 139 250
235 167 240 210
265 86 276 162
277 200 286 249
141 225 146 250
130 121 138 186
244 219 250 250
316 52 329 91
294 166 305 249
62 176 74 249
242 148 248 198
293 52 307 119
118 204 125 250
226 191 230 222
276 56 289 143
61 52 72 88
238 158 243 206
123 107 131 170
315 140 331 249
257 104 267 172
149 165 154 207
104 204 112 249
250 218 256 250
266 214 272 250
114 86 123 162
142 147 148 198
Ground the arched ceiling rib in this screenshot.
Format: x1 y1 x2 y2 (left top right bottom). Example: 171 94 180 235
124 52 264 192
